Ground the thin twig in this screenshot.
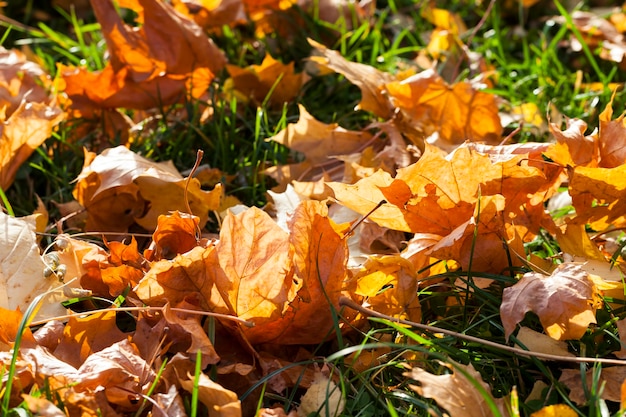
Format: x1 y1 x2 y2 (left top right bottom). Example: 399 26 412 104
29 305 255 328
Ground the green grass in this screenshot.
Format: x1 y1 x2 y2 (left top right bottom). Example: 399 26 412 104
2 0 626 416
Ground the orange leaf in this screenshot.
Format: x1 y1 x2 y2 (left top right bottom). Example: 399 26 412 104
0 47 63 189
213 206 295 342
385 69 502 148
567 163 626 230
308 39 394 118
500 263 601 341
61 0 226 111
226 53 303 106
135 244 220 310
150 211 201 260
73 146 221 232
54 311 127 368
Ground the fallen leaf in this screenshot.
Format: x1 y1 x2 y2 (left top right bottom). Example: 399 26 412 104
405 360 511 417
530 404 578 417
500 263 602 341
54 310 128 368
0 47 64 189
298 372 345 417
0 211 76 321
178 367 241 417
352 255 421 322
559 365 626 404
150 211 201 260
514 327 575 358
73 146 221 232
226 53 303 106
386 69 502 148
61 0 226 111
308 38 394 117
135 244 221 311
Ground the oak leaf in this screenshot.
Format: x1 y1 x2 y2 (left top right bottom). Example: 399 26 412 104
73 146 221 232
405 360 511 417
61 0 226 111
500 263 602 341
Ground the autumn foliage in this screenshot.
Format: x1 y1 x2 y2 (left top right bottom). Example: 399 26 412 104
3 0 626 416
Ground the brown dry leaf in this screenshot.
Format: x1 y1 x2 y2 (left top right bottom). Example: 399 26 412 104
0 47 64 190
73 146 221 232
133 305 220 368
405 360 511 417
61 0 226 111
226 53 303 106
559 366 626 404
500 263 602 341
245 0 298 37
73 339 155 409
385 69 502 149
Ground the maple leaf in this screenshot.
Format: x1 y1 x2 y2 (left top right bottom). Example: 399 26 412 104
500 263 602 341
0 48 64 190
264 104 373 190
567 163 626 231
329 144 555 272
226 53 303 107
308 38 394 118
133 304 220 367
213 206 295 343
60 0 226 111
53 311 128 368
149 211 201 260
135 244 222 311
73 146 222 232
352 255 421 323
0 211 81 321
405 360 512 417
385 69 502 148
559 366 626 405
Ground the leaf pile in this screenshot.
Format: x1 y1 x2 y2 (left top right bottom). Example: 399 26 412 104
3 1 626 416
